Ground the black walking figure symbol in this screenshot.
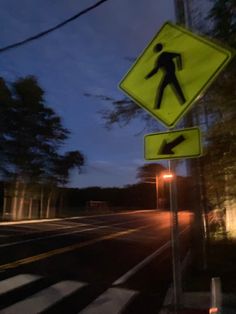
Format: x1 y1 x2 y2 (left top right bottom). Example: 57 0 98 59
145 43 186 109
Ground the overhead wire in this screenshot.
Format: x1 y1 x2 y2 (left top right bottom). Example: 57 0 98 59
0 0 110 53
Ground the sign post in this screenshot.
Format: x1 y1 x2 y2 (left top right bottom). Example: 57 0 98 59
168 160 182 311
119 20 234 312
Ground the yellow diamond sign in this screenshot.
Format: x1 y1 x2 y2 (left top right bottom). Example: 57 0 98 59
119 22 233 128
144 128 202 160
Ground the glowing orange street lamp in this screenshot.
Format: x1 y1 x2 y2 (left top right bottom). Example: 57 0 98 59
155 172 174 210
162 172 174 180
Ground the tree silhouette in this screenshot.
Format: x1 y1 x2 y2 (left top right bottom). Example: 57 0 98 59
52 151 85 185
0 76 85 219
207 0 236 47
203 0 236 211
136 163 167 183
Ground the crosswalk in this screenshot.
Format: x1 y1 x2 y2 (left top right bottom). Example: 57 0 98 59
0 274 41 295
80 287 137 314
0 273 139 314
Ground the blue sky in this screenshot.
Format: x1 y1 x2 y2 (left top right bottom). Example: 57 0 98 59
0 0 177 188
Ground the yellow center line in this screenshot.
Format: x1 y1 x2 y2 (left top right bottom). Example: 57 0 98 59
0 225 150 271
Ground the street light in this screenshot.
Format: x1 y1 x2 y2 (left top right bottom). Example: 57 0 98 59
162 173 174 180
155 172 174 210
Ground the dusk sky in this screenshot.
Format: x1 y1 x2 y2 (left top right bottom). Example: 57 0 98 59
0 0 178 188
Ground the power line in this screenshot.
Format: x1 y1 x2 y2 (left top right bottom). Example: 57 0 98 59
0 0 110 54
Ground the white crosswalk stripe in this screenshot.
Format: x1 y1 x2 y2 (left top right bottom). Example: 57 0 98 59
0 280 86 314
0 274 41 295
0 273 138 314
79 287 138 314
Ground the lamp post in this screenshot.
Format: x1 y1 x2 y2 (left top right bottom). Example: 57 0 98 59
156 172 169 210
155 175 159 210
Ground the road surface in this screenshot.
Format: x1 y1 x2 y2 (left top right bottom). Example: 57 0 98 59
0 210 192 313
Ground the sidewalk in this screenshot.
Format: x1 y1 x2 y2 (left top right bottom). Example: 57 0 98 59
183 239 236 313
161 239 236 313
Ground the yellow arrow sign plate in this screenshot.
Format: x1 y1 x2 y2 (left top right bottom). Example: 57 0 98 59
119 22 233 128
144 128 202 160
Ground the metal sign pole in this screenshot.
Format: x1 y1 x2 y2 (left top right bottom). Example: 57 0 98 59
168 159 182 312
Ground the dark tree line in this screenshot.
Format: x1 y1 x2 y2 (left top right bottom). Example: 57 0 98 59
61 175 194 214
0 76 85 220
202 0 236 209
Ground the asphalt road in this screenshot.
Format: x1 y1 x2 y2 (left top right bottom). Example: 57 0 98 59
0 210 193 314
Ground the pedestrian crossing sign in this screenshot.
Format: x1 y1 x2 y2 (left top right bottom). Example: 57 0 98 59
119 22 233 128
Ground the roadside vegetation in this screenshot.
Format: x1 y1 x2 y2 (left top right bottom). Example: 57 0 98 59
0 76 85 220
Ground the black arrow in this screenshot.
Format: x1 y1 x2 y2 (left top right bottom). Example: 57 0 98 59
159 134 185 155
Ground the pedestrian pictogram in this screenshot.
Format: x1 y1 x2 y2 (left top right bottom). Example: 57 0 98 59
119 22 233 128
144 128 202 160
145 43 186 109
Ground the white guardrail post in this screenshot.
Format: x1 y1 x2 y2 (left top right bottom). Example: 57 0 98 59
210 277 222 314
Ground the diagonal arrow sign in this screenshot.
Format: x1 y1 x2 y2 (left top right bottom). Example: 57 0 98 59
145 128 201 160
159 134 185 155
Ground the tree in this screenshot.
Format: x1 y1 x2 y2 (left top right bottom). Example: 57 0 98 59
136 163 167 183
0 76 85 219
136 163 169 209
198 0 236 236
85 93 160 132
207 0 236 47
52 151 84 185
202 0 236 205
